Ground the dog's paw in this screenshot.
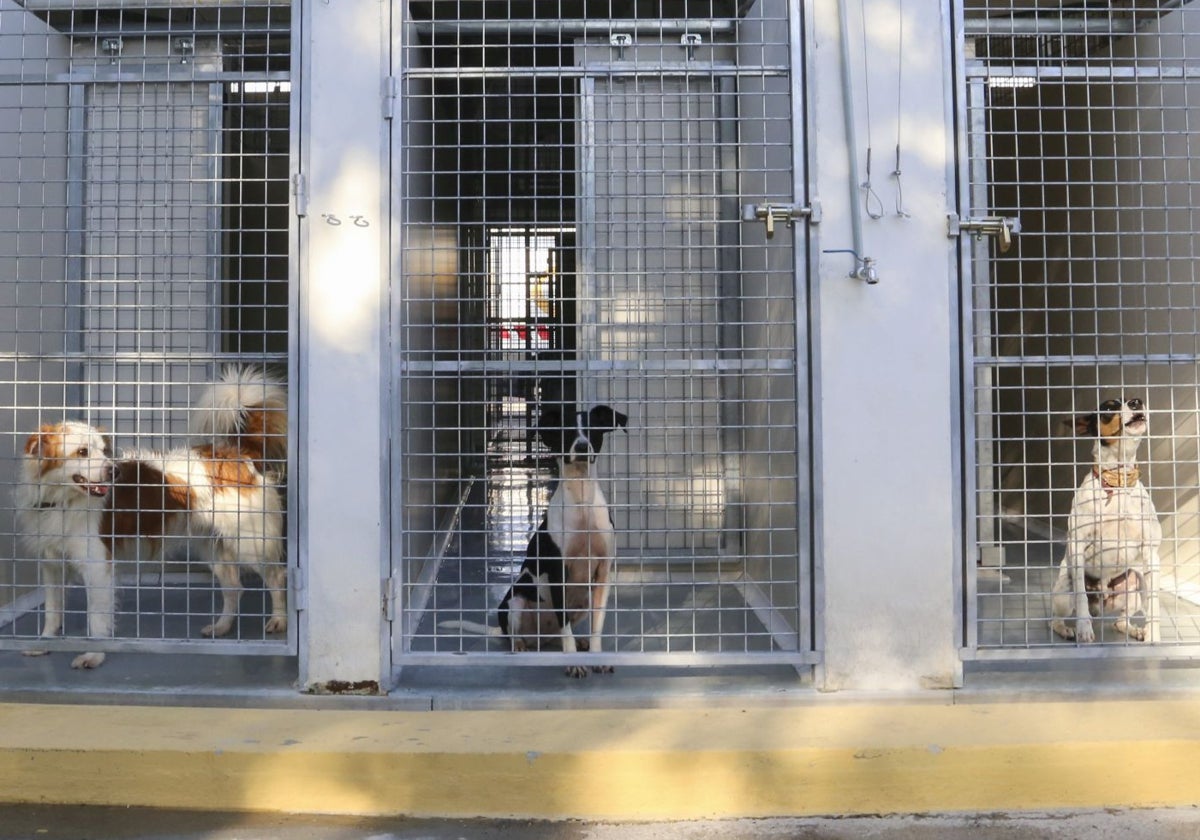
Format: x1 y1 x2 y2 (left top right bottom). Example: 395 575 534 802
565 665 590 678
591 664 615 674
22 649 49 658
201 618 234 638
265 616 287 634
1049 618 1075 640
1116 620 1146 641
1075 619 1096 643
70 651 106 669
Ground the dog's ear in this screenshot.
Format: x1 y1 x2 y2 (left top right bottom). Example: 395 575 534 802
1071 413 1099 437
586 405 628 454
588 405 628 433
25 424 71 458
24 426 55 457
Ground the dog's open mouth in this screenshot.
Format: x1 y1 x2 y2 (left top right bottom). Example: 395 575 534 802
72 475 109 497
1126 414 1148 434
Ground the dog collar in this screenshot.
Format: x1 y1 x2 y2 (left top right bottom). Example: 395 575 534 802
1094 466 1140 488
33 501 61 510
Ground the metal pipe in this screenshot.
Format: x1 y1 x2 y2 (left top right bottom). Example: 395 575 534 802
963 0 1191 36
835 0 873 282
413 19 736 38
963 17 1135 36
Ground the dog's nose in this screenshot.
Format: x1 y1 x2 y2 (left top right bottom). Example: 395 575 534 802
570 438 592 457
1128 398 1144 411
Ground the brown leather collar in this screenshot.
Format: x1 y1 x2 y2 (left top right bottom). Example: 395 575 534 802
1094 466 1140 488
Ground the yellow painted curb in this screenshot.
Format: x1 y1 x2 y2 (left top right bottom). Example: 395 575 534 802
2 699 1200 819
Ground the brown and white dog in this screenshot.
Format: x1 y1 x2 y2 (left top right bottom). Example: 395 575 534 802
443 405 627 677
1049 397 1161 644
16 367 288 669
189 365 288 482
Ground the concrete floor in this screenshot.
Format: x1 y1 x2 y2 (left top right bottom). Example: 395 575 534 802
975 522 1200 649
415 432 794 661
0 416 803 698
4 806 1200 840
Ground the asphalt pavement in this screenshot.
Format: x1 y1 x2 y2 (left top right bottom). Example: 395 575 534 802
3 806 1200 840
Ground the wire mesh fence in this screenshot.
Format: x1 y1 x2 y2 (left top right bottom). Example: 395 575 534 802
0 1 292 656
393 1 811 667
964 1 1200 657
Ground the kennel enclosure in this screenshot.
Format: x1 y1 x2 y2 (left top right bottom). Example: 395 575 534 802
0 0 294 657
964 1 1200 658
390 1 814 671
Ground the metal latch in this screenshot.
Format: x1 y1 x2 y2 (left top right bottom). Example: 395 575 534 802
610 33 632 59
742 201 819 238
101 37 122 63
948 214 1021 253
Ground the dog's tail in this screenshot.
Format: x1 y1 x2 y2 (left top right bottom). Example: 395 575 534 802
438 619 503 637
191 365 288 477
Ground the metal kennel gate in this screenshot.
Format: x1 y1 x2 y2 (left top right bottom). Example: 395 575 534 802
392 1 812 669
962 1 1200 658
0 1 295 657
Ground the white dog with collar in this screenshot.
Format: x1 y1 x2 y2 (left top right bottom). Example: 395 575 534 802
1049 397 1161 644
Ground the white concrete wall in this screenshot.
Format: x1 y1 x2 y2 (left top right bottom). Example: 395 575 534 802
297 0 389 688
810 0 961 690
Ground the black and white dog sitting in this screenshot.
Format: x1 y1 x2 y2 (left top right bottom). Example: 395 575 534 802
444 404 627 677
1049 397 1161 644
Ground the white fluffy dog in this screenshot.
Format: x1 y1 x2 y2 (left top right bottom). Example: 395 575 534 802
16 367 288 668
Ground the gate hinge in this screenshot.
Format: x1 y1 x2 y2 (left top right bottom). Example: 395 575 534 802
948 213 1021 252
742 199 820 238
292 172 308 218
384 575 399 622
290 564 306 613
383 75 398 120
